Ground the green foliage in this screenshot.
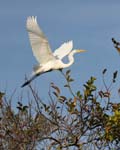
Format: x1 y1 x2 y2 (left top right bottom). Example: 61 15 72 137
104 104 120 142
83 76 96 100
0 69 120 150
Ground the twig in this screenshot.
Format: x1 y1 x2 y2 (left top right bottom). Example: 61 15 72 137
59 70 75 97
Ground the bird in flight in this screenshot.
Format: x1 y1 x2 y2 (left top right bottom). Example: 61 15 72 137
21 16 86 87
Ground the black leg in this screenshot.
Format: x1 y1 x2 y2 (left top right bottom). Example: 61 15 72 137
21 74 40 88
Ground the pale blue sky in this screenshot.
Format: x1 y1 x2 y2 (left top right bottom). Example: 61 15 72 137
0 1 120 101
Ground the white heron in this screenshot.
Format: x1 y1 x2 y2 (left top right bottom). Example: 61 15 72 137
21 16 86 87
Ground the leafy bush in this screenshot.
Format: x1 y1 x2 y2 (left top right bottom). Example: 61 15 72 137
0 68 120 150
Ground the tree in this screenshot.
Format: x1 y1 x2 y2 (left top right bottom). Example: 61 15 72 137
0 67 120 150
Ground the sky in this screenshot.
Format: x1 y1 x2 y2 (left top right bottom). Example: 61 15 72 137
0 0 120 103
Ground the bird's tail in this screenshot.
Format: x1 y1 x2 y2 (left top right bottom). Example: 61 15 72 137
21 73 39 88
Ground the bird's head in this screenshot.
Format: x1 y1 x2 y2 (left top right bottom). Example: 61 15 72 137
68 49 86 58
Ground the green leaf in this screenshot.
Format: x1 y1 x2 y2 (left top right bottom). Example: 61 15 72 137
56 145 62 150
91 76 96 81
66 75 70 81
76 91 82 99
43 103 50 112
51 84 60 94
53 91 59 97
83 84 89 90
68 78 74 82
58 96 67 103
113 71 118 78
64 84 70 88
113 70 118 82
16 106 22 111
77 91 80 96
91 85 96 91
98 90 104 98
0 92 5 99
17 101 23 107
23 106 28 111
66 69 71 76
102 68 107 74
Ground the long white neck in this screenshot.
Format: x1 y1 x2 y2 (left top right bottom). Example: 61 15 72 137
62 50 76 68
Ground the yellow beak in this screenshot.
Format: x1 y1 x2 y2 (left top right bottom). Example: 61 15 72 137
76 49 86 53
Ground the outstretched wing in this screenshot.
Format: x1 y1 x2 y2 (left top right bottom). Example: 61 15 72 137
53 41 73 59
26 16 55 64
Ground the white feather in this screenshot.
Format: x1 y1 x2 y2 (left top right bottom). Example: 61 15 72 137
53 41 73 59
26 16 55 64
